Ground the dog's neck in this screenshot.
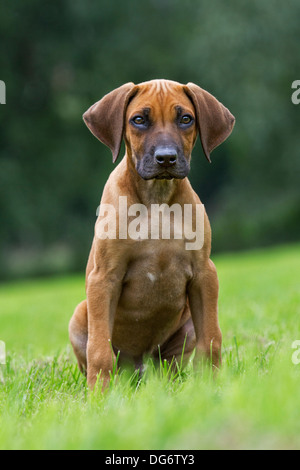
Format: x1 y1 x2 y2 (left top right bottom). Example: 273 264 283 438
124 153 178 206
139 178 177 206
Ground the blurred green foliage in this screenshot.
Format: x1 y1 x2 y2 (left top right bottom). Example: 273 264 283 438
0 0 299 278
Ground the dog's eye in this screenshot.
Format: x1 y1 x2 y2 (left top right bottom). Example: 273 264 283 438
132 116 145 125
180 115 193 125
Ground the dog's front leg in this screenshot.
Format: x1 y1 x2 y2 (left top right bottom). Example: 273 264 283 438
86 270 121 390
188 259 222 369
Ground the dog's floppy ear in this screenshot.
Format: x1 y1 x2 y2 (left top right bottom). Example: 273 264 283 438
184 83 235 163
83 82 138 163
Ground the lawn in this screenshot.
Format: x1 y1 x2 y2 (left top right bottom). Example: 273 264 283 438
0 243 299 450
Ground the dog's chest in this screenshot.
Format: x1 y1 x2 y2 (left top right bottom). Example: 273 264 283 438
120 239 192 313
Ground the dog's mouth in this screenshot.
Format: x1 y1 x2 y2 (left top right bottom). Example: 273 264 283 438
136 155 190 181
141 171 187 181
154 173 176 180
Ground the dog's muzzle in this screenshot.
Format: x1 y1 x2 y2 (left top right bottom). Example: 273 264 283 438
154 146 178 168
137 145 190 180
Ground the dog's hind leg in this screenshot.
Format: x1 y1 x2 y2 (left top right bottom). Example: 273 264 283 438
69 300 88 375
158 316 196 370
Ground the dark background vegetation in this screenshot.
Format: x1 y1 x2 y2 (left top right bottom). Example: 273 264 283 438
0 0 299 279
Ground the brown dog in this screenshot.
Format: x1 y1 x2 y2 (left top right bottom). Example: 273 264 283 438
69 79 235 389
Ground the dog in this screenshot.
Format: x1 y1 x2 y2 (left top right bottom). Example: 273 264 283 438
69 79 235 389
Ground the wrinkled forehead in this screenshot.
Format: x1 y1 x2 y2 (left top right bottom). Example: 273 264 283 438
127 79 195 117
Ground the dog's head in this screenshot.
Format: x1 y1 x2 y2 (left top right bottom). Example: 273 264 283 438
83 79 235 180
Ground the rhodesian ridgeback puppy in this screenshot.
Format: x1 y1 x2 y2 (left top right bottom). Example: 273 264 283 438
69 79 235 389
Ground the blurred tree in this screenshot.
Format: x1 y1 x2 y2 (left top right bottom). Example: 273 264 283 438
0 0 299 278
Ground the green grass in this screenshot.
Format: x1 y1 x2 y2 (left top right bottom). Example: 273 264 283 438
0 243 300 450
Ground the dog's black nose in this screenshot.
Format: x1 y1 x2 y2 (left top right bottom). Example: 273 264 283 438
154 147 177 167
